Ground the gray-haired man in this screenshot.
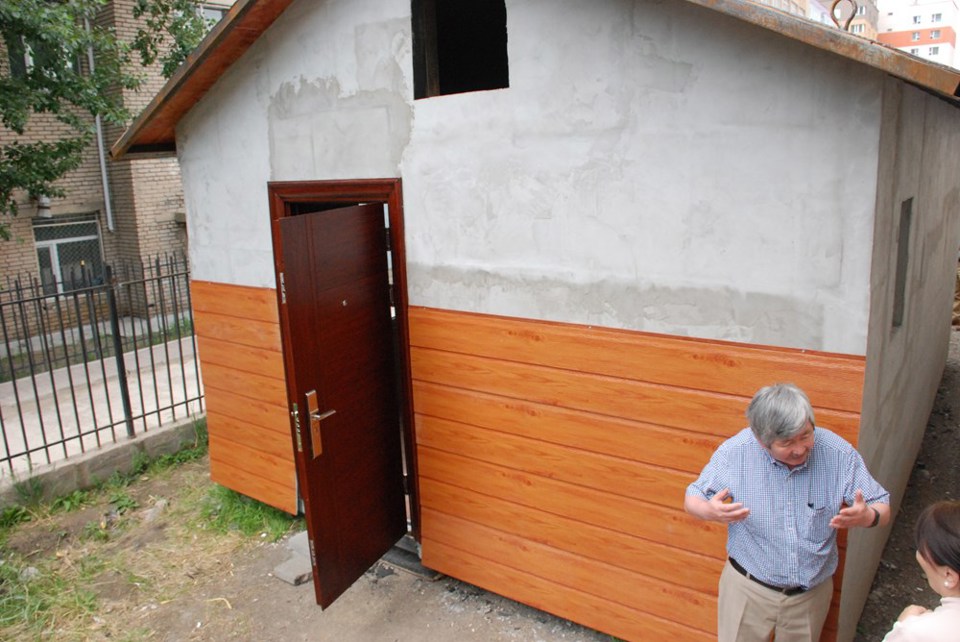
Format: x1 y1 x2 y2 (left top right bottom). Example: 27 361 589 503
684 382 890 641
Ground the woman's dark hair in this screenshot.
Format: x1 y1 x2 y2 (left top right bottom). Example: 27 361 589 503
915 500 960 571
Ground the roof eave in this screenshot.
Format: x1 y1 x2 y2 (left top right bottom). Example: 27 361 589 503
111 0 294 159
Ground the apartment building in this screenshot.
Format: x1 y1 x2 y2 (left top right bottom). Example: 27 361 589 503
755 0 811 18
0 0 231 292
807 0 880 37
878 0 959 68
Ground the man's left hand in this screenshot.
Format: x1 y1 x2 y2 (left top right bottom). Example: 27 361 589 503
829 489 874 529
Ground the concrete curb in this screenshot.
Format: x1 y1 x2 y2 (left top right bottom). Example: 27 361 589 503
0 415 206 506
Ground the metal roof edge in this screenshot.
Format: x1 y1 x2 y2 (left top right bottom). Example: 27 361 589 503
687 0 960 99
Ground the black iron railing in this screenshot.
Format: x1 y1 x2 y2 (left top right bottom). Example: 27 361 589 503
0 254 204 478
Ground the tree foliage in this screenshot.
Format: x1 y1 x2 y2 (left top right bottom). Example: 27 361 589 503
0 0 209 239
133 0 210 79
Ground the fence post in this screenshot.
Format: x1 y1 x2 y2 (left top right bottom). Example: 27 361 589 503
106 266 136 438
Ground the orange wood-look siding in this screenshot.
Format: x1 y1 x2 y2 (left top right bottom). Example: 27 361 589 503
192 280 296 514
411 307 865 641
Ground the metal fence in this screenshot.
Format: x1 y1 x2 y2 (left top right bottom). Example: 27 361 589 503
0 254 204 479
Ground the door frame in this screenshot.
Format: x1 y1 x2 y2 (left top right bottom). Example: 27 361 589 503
268 178 420 541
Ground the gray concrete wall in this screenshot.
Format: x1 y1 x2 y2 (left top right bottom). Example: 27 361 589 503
844 79 960 642
176 0 885 354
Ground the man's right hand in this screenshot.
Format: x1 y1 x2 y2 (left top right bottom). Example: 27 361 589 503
684 488 750 523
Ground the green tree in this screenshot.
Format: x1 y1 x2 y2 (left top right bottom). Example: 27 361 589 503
0 0 210 239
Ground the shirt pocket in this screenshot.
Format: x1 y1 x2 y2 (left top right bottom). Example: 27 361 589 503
803 500 834 543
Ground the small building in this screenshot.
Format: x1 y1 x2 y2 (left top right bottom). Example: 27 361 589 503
113 1 960 640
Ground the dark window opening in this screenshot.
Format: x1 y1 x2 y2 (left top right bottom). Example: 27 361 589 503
892 198 913 328
412 0 509 99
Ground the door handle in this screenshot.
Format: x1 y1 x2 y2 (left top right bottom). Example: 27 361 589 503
305 390 335 459
310 408 337 422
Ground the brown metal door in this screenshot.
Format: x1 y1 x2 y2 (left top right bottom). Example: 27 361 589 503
278 203 406 608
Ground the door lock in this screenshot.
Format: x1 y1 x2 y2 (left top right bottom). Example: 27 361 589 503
305 390 335 459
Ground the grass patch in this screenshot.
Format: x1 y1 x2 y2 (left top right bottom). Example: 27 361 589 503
50 489 93 514
0 418 303 640
0 547 102 639
198 484 301 542
12 477 44 507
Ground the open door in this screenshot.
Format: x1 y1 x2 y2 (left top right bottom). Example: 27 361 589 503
275 200 408 608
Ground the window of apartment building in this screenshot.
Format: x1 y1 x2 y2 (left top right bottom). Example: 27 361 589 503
912 31 920 41
932 12 942 22
33 217 105 294
412 0 509 99
931 29 941 38
4 32 78 78
910 47 920 54
929 45 940 55
856 5 866 15
852 23 865 34
913 15 922 23
200 3 229 24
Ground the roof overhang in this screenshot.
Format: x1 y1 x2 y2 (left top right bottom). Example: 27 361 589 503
111 0 293 158
111 0 960 160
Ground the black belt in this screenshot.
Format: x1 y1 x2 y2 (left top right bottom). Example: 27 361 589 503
729 558 807 596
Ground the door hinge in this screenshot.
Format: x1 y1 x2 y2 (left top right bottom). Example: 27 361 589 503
291 402 303 452
279 271 287 304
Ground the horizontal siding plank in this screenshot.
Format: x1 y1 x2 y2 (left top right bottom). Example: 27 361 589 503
202 362 287 408
421 478 721 595
197 335 285 380
412 346 861 442
409 307 864 413
423 508 716 634
417 445 727 559
191 280 279 324
207 410 293 461
410 307 863 641
417 414 693 506
194 311 282 353
204 388 289 435
422 537 714 642
209 456 297 514
209 433 296 491
192 281 294 516
414 380 722 472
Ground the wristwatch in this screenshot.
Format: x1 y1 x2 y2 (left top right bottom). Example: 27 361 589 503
868 506 880 528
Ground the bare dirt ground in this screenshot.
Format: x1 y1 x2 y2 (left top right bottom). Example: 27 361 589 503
4 330 960 641
3 461 612 641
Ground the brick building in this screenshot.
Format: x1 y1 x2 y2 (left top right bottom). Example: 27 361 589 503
0 0 231 292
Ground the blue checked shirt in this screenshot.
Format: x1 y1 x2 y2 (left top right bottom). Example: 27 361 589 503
686 426 889 589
